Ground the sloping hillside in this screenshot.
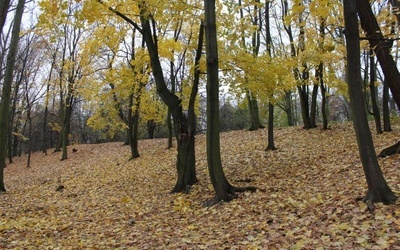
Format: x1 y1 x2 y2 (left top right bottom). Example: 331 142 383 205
1 122 400 248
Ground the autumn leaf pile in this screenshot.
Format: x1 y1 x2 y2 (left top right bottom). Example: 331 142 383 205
1 122 400 249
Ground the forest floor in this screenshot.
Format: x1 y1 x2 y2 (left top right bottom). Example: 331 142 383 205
2 122 400 249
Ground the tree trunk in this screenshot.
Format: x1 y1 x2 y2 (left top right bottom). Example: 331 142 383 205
356 0 400 110
147 120 156 139
266 102 277 150
318 62 329 130
127 94 140 159
61 99 73 161
284 91 294 126
343 0 396 209
139 4 197 193
369 49 383 134
265 0 276 150
167 110 173 148
310 84 319 128
204 0 256 205
204 0 235 204
297 85 311 129
0 0 26 192
247 91 264 131
382 80 392 131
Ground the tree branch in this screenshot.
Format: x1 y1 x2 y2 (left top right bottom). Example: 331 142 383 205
96 0 143 34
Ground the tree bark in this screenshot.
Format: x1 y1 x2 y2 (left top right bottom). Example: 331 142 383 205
343 0 396 209
356 0 400 110
0 0 26 192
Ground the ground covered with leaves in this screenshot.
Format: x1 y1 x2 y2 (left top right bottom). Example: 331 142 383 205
1 122 400 249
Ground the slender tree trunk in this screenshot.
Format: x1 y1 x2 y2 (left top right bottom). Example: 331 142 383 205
61 101 72 161
266 102 276 150
265 0 276 149
204 0 235 204
317 62 329 130
369 49 383 134
132 109 140 158
167 110 173 148
0 0 26 192
284 90 294 126
310 84 319 128
343 0 396 209
356 0 400 110
42 50 57 155
382 80 392 131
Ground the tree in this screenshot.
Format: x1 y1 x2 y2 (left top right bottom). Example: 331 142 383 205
343 0 396 211
204 0 256 206
96 0 200 193
265 0 276 150
0 0 26 191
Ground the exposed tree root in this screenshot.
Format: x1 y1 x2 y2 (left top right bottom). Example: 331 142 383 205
204 185 261 207
359 191 397 213
378 141 400 157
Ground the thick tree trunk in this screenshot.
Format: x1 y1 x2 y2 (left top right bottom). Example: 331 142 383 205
0 0 26 192
171 117 197 193
356 0 400 110
382 80 392 131
343 0 396 209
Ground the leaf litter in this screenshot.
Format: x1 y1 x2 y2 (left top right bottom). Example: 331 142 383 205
1 122 400 249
